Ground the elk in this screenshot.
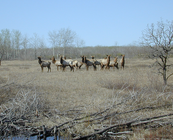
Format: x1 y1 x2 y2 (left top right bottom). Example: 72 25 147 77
100 55 111 70
72 60 79 69
37 57 51 72
77 61 83 69
109 57 119 69
51 56 62 71
63 56 80 70
120 54 125 70
91 56 101 67
81 56 97 71
60 56 74 72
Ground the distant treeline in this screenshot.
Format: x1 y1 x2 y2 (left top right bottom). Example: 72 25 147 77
1 45 151 61
0 28 150 61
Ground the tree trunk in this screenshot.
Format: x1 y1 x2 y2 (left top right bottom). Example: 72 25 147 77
63 47 65 58
163 68 167 85
53 47 54 56
35 48 37 60
0 60 1 66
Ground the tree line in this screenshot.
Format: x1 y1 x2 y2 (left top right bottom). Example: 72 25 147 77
0 28 84 61
0 28 147 62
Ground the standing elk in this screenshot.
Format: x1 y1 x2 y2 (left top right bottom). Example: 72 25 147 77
81 56 97 71
37 57 51 72
77 61 83 69
100 55 111 70
109 56 119 69
120 54 125 70
91 56 101 67
60 56 74 72
63 56 79 70
51 56 62 71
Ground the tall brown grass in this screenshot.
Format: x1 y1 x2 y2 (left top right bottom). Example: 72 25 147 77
0 58 173 139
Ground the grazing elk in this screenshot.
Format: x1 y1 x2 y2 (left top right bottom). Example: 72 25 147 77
120 54 125 70
81 56 97 71
38 57 51 72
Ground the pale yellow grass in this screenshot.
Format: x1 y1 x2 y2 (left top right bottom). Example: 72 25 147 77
0 58 173 139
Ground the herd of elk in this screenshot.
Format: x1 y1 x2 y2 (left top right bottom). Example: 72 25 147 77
38 54 125 72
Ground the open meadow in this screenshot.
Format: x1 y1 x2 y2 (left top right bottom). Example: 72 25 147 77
1 58 173 139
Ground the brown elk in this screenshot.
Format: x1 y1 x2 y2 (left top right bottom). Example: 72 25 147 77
77 61 83 69
60 56 74 72
63 56 79 70
81 56 97 71
109 57 119 69
51 56 62 71
120 54 125 70
37 57 51 72
100 55 111 70
91 56 101 67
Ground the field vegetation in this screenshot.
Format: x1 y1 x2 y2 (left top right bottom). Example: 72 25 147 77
1 20 173 139
1 57 173 139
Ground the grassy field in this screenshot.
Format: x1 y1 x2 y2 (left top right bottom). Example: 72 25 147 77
1 58 173 139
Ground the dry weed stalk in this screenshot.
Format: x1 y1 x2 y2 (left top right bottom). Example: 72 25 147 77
0 88 44 120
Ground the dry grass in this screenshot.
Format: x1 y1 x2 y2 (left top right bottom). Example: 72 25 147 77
1 58 173 139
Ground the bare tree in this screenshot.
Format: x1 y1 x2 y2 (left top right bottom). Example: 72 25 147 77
58 28 76 57
12 30 22 59
38 37 47 58
0 37 6 65
31 33 39 60
22 34 30 60
142 20 173 85
0 29 11 60
75 37 85 58
48 30 58 56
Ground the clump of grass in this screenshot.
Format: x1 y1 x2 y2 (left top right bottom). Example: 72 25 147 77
19 66 29 69
0 67 10 71
144 125 173 139
97 69 173 110
97 74 140 91
0 76 7 84
147 72 166 92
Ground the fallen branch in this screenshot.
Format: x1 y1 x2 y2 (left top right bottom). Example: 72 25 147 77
108 131 133 135
73 113 173 140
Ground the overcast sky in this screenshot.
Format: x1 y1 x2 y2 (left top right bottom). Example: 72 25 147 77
1 0 173 46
